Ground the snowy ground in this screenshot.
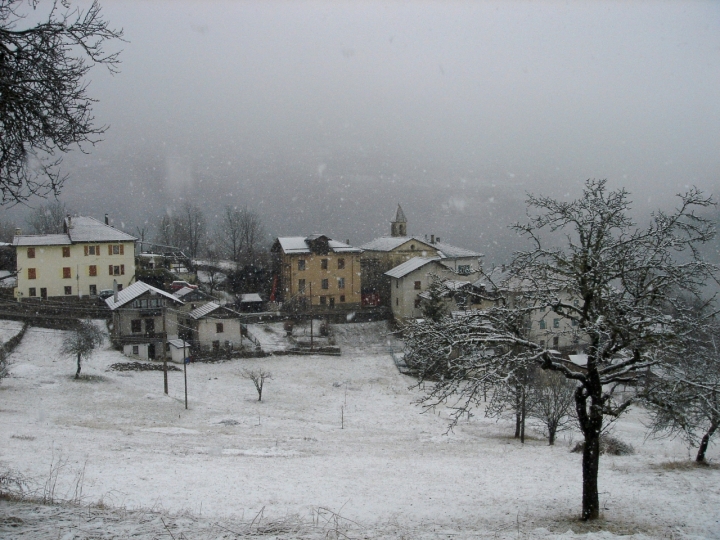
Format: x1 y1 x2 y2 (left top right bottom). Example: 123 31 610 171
0 319 24 345
0 322 718 538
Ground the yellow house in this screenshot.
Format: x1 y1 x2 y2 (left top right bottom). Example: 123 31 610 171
13 216 136 299
271 234 362 310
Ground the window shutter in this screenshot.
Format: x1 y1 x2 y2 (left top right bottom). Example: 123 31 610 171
108 245 112 255
120 264 125 275
109 265 113 275
84 246 88 256
119 244 124 255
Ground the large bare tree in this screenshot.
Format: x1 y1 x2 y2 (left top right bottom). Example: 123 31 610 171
25 200 70 234
404 180 716 520
0 0 123 204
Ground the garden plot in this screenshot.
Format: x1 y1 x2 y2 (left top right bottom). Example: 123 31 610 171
0 323 718 538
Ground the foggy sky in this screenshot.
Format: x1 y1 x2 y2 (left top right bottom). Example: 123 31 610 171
5 1 720 263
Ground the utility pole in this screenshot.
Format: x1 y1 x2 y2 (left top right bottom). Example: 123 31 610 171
162 303 168 394
309 282 313 350
183 340 188 410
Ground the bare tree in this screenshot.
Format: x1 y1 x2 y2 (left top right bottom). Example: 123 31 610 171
0 0 123 205
61 320 103 379
0 216 16 242
646 334 720 463
528 368 577 445
25 200 70 234
0 343 8 384
218 205 243 266
178 201 206 260
242 368 272 402
485 364 534 443
239 207 264 262
404 180 716 520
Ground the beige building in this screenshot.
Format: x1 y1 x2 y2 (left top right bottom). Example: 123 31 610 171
386 257 478 320
271 234 362 310
13 216 136 300
184 302 245 353
361 205 481 306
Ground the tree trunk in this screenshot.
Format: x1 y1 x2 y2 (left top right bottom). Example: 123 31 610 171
258 383 263 402
520 387 526 444
581 428 601 520
548 421 556 446
515 385 521 438
696 420 718 463
75 352 81 379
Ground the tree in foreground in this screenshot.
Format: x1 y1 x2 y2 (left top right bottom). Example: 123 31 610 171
404 179 716 520
242 368 272 402
61 320 104 379
0 0 123 205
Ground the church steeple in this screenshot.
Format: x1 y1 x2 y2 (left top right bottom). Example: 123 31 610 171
391 204 407 237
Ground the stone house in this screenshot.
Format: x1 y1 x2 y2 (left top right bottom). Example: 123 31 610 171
271 235 362 311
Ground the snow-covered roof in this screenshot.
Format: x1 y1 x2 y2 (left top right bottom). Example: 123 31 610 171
385 257 441 279
13 234 71 246
360 236 481 258
275 236 362 254
66 216 136 243
168 339 191 349
105 281 183 310
173 287 202 299
13 216 136 247
240 293 263 303
189 302 221 319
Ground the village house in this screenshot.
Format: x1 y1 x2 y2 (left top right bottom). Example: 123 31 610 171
13 216 136 300
105 281 184 360
271 235 362 311
361 205 481 306
385 257 479 320
181 302 246 353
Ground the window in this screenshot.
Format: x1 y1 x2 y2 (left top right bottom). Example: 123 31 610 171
553 336 559 348
28 268 36 280
29 287 36 297
40 288 47 299
338 277 345 289
553 318 560 328
320 296 327 305
216 323 224 333
458 265 471 275
573 299 579 307
212 340 220 351
144 319 155 334
340 295 345 302
337 258 345 269
572 319 578 327
109 265 124 276
321 278 329 289
539 319 546 330
131 319 142 333
62 247 70 258
132 345 139 355
410 244 415 250
84 245 98 256
298 279 306 293
27 248 35 258
414 281 421 290
117 284 123 291
321 258 328 270
298 259 306 271
64 286 72 295
414 298 421 308
89 265 97 277
396 298 399 306
329 296 335 308
109 244 124 255
89 284 97 295
63 267 71 279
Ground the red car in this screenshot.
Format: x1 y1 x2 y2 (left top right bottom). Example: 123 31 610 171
170 280 198 291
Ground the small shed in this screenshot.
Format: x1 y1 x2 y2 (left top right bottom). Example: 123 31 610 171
168 339 191 364
239 293 264 312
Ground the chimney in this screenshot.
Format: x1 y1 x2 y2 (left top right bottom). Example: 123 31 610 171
436 237 440 243
14 228 21 236
64 214 70 233
105 213 109 225
113 279 118 303
430 234 435 244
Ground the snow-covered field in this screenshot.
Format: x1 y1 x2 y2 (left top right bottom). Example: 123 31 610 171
0 320 24 344
0 322 718 538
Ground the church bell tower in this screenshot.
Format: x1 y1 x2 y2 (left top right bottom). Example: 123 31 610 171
390 204 407 237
